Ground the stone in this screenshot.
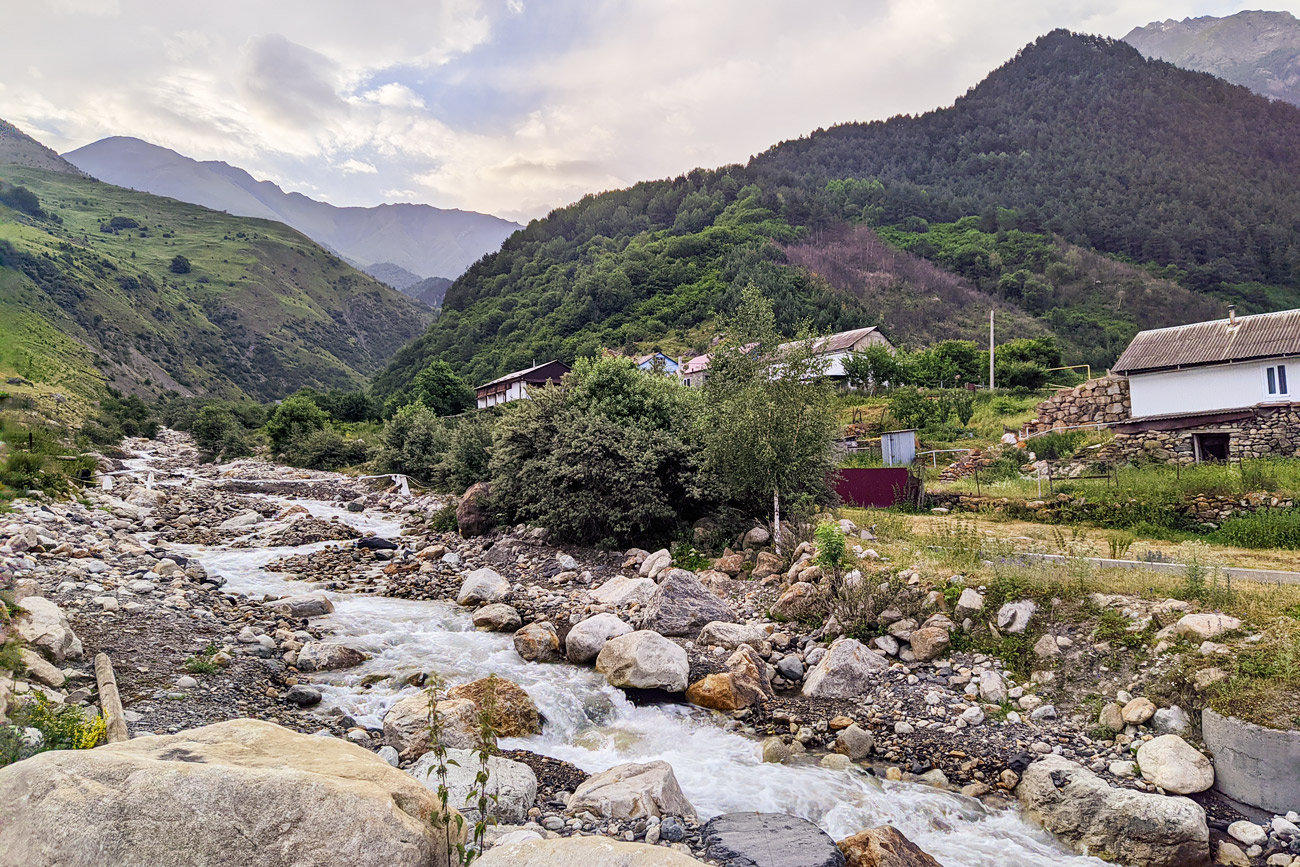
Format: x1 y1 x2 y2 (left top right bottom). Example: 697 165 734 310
955 588 985 616
996 600 1037 633
409 748 537 823
457 568 510 606
837 826 942 867
566 613 634 664
744 526 771 548
639 570 735 636
802 638 888 698
685 645 772 711
476 838 705 867
761 737 791 763
589 575 658 607
456 482 493 537
283 685 322 706
639 549 673 580
1175 613 1241 640
835 724 875 761
1122 697 1157 725
596 631 690 692
1032 633 1060 659
513 621 562 663
697 621 771 652
567 760 696 821
1152 706 1192 736
0 719 462 867
19 649 65 688
977 670 1008 704
295 641 366 672
1098 702 1124 733
447 676 542 738
713 553 746 576
15 596 82 662
382 695 482 760
702 812 845 867
1216 841 1250 866
1018 754 1208 867
907 627 951 662
776 655 804 680
751 551 784 581
1226 821 1267 847
265 594 333 619
473 604 522 632
770 582 819 620
217 510 261 530
1136 734 1215 794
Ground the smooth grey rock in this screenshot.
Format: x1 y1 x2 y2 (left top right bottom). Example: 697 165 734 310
1137 735 1214 794
296 642 366 672
697 621 770 651
1152 706 1192 736
409 748 538 823
265 595 333 619
457 568 509 606
472 604 522 632
16 597 83 662
589 575 658 607
566 613 633 664
567 760 696 821
596 631 689 692
702 812 845 867
801 638 887 698
639 570 735 636
775 656 804 681
283 685 322 706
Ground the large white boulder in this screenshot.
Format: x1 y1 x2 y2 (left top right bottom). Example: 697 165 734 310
15 597 82 662
1174 613 1241 640
1017 754 1208 867
382 694 482 761
801 637 888 698
0 719 462 867
638 549 672 580
457 568 509 606
595 631 689 692
408 748 537 824
589 575 658 607
566 613 634 664
567 760 697 821
1136 734 1214 794
478 837 704 866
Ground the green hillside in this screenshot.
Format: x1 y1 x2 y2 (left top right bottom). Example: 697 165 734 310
0 162 433 418
377 31 1296 397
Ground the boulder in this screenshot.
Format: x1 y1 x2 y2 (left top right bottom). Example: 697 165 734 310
996 600 1036 633
1032 633 1060 659
751 551 784 581
265 594 333 619
473 604 522 632
713 553 746 577
1152 706 1191 737
447 676 541 738
802 638 888 698
1174 613 1241 641
217 510 261 530
639 549 673 580
685 645 773 711
1018 754 1208 867
837 826 942 867
639 570 735 636
295 641 366 672
908 627 951 662
590 575 658 607
19 649 65 688
834 724 875 761
477 837 705 866
567 760 697 820
977 670 1008 704
955 588 985 617
697 621 771 651
15 597 82 662
566 613 634 664
770 581 819 621
1098 702 1125 733
1136 734 1214 794
596 631 689 692
513 621 562 662
457 568 509 606
1122 697 1157 725
409 748 537 823
382 695 482 761
702 812 845 867
0 719 462 867
456 482 493 537
743 526 771 548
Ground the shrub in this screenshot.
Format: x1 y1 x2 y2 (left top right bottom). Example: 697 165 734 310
169 255 191 274
429 503 459 532
265 395 327 455
1 694 105 767
191 405 251 460
283 428 372 470
379 404 452 483
813 523 846 585
1212 509 1300 550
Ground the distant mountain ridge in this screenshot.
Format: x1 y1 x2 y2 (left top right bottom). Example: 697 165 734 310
1124 10 1300 107
62 137 521 279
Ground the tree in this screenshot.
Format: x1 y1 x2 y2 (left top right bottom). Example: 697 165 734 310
265 395 327 454
191 404 250 459
409 361 475 416
169 255 191 274
698 286 840 553
842 345 900 395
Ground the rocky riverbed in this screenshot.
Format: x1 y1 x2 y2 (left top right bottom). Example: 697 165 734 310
2 430 1298 867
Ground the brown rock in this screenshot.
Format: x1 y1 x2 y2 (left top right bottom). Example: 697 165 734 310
908 626 951 662
513 622 562 663
447 676 541 738
456 482 493 537
751 551 784 581
838 826 942 867
685 645 772 711
770 582 820 621
713 553 746 577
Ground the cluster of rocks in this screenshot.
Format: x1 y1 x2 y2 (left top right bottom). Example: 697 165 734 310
1024 375 1131 436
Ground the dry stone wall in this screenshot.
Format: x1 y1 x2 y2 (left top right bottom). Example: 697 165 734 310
1026 376 1130 435
1113 406 1300 465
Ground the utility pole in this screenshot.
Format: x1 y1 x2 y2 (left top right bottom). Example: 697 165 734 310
988 308 995 390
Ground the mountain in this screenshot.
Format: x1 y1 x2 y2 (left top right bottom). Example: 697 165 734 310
1124 11 1300 107
0 119 86 175
0 119 433 417
376 30 1300 397
62 137 521 280
361 262 425 291
408 276 453 308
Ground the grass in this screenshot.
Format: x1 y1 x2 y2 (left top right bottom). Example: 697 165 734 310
184 644 222 675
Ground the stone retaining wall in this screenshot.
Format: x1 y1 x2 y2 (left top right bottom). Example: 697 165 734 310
1026 376 1130 435
928 490 1294 527
1112 406 1300 465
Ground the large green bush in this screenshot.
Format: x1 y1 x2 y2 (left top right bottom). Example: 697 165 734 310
265 396 327 455
377 405 490 492
283 428 372 470
190 405 252 460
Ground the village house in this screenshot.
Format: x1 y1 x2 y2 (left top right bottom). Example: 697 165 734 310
680 326 893 388
474 360 571 410
1109 308 1300 462
635 352 680 375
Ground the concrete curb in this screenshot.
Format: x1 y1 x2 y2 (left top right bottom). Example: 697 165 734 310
1001 552 1300 586
1202 708 1300 814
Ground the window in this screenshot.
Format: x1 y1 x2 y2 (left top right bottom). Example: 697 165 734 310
1266 364 1290 396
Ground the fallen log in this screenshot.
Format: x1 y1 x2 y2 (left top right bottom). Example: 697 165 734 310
93 652 129 743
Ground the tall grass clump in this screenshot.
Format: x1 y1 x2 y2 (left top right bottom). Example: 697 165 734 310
1212 509 1300 550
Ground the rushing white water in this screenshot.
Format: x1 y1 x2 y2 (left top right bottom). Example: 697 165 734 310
151 470 1104 867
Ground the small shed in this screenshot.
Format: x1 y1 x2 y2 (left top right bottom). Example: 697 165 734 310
881 429 917 467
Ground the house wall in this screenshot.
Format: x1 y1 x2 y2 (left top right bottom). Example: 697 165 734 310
1128 360 1292 417
476 380 528 409
1111 405 1300 465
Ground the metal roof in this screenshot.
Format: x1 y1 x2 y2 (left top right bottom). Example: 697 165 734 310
1112 309 1300 375
476 360 570 390
778 326 885 356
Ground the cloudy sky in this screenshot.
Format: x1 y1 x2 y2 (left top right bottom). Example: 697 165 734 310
3 1 1295 221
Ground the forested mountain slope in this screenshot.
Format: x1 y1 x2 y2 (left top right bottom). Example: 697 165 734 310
377 31 1300 395
1 124 433 412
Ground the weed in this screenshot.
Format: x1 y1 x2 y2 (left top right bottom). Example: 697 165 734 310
813 523 847 590
423 673 498 865
671 542 711 572
0 639 25 674
1 693 105 767
1212 509 1300 550
429 503 460 533
184 644 221 675
1107 532 1136 560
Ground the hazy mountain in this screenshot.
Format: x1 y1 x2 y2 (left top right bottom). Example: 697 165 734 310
1124 10 1300 107
62 137 521 279
361 262 425 291
408 276 453 308
0 119 87 175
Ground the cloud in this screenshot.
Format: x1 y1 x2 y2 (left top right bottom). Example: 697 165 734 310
1 0 1295 221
